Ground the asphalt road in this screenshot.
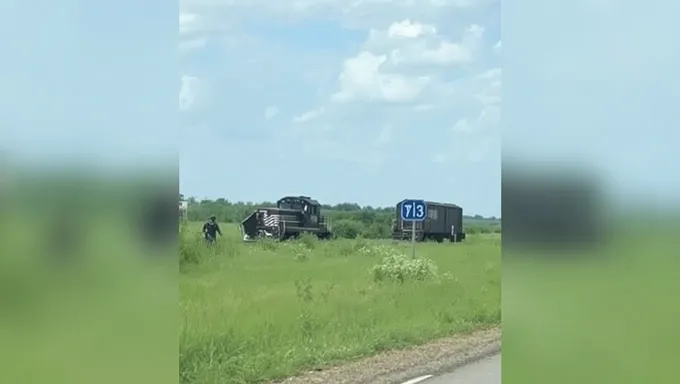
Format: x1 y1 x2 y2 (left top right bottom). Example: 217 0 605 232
413 353 500 384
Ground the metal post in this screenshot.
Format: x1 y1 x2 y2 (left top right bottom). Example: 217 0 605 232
411 221 416 259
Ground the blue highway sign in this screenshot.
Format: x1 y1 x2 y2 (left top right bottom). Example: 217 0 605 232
401 199 427 221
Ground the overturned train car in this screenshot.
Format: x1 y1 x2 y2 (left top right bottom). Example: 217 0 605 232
392 200 466 242
240 196 332 241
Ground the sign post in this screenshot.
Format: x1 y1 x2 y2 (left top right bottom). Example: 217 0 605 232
400 199 427 259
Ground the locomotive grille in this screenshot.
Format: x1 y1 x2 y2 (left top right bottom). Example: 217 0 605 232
263 212 280 227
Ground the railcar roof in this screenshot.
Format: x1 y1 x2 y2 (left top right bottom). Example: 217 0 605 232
277 196 321 206
396 199 461 209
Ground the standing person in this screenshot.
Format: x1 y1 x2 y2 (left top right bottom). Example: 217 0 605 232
202 215 222 244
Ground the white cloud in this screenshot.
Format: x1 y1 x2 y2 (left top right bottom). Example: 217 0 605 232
328 22 485 105
180 1 500 168
180 75 200 111
387 19 437 38
277 18 499 165
293 107 325 123
367 21 484 67
332 51 430 103
391 41 473 66
179 13 200 35
264 106 280 119
493 40 501 54
464 24 485 43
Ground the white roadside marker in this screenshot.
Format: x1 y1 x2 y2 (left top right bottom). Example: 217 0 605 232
401 374 434 384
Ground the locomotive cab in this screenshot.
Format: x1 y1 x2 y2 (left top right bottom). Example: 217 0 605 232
305 203 320 226
277 196 321 227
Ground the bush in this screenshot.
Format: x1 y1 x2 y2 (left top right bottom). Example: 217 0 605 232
371 250 439 283
333 219 363 239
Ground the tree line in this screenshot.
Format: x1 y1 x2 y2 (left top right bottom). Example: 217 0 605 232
181 195 501 239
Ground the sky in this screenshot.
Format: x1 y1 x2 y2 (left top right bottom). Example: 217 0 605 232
179 0 502 217
2 0 678 219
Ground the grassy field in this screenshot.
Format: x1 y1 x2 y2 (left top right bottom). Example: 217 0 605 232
180 221 501 384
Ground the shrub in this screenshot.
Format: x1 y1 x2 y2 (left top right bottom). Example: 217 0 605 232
333 219 363 239
371 250 439 283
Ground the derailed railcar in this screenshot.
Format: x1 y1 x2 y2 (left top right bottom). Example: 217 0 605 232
240 196 332 241
392 200 466 242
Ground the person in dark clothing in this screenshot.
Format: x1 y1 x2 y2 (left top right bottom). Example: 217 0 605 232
202 215 222 244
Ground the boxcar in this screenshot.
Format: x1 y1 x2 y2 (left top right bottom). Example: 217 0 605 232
392 200 466 242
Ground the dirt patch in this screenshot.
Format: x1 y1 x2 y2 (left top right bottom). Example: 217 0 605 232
275 327 501 384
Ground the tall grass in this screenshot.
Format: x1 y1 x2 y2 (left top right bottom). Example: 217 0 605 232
179 222 501 384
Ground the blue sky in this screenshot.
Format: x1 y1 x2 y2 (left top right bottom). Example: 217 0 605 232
180 0 502 217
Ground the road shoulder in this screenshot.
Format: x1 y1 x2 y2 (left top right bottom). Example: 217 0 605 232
276 327 501 384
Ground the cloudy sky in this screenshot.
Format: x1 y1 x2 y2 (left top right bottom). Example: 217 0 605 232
179 0 502 217
3 0 677 218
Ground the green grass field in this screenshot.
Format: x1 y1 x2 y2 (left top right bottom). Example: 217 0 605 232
180 222 501 384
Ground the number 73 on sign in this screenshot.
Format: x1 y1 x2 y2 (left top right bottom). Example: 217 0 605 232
401 199 427 221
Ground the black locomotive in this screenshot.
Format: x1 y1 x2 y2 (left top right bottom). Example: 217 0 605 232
240 196 332 241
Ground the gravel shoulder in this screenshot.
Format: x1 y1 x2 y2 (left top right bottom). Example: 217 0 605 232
276 327 501 384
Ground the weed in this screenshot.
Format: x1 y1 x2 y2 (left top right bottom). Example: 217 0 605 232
371 252 439 283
